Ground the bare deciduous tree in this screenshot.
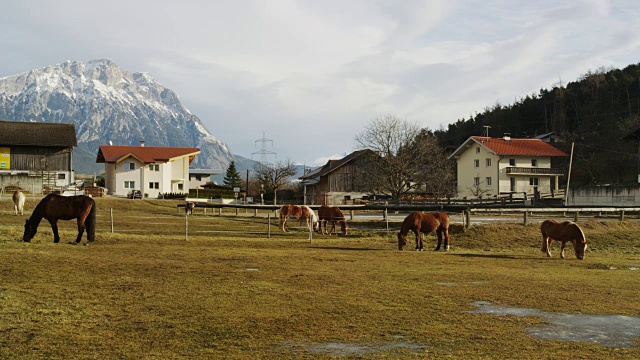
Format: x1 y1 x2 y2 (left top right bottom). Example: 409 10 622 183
254 159 296 205
354 114 453 201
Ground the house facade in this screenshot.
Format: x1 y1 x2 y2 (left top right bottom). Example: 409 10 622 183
0 121 77 193
448 136 567 199
188 168 223 189
96 144 200 198
299 150 370 205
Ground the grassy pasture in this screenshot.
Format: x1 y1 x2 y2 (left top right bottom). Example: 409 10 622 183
0 197 639 359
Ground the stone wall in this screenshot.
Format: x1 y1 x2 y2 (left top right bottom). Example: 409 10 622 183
568 185 640 206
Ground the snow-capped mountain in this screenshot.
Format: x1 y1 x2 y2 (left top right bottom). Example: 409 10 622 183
0 59 241 174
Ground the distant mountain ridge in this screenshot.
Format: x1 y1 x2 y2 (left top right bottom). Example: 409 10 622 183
0 59 255 174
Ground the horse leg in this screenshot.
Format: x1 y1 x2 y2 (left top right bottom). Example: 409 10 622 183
330 221 336 236
414 231 422 251
560 241 566 259
435 230 442 251
75 218 86 244
48 219 61 243
543 236 552 257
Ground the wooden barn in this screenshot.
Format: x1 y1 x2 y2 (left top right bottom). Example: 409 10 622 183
0 121 77 194
299 150 371 205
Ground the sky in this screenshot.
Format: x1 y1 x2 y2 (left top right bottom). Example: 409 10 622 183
1 0 640 166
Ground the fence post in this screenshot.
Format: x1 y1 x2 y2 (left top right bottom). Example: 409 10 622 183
574 212 579 222
254 208 258 217
620 210 625 221
218 207 222 216
185 214 188 241
350 210 354 220
110 208 114 233
268 213 271 239
523 211 528 226
235 207 239 216
465 211 471 230
383 208 388 221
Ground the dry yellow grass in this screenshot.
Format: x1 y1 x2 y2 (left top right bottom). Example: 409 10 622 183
0 197 639 359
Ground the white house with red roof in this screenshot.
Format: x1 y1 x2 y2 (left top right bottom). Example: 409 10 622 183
448 136 568 199
96 143 200 198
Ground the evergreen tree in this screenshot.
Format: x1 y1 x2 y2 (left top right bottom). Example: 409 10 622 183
223 161 242 188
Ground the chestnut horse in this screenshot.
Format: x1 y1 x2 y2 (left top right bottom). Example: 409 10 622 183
318 205 348 236
397 211 450 251
541 219 587 260
279 205 318 232
23 194 96 245
12 190 26 215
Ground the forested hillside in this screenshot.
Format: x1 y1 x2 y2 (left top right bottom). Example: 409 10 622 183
435 63 640 186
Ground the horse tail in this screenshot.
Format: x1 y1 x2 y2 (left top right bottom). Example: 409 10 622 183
87 198 97 242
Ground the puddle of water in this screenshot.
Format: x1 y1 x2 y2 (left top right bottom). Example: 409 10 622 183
471 301 640 348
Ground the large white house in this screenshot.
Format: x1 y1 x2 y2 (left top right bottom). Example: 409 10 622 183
96 144 200 198
448 136 567 199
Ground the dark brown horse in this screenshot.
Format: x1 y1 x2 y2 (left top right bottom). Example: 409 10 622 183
185 201 195 215
541 219 587 260
279 205 318 232
397 211 450 251
23 194 96 245
318 205 348 236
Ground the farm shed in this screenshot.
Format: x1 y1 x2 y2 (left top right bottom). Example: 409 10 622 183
0 120 77 194
299 150 371 205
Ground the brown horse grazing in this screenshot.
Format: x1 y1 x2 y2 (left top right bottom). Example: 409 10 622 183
318 205 348 236
541 219 587 260
279 205 318 232
23 194 96 245
185 201 195 215
397 211 450 251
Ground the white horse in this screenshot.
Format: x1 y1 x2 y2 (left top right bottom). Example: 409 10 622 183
302 205 319 232
12 190 26 216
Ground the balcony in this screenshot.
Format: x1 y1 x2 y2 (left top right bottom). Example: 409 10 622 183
506 167 564 176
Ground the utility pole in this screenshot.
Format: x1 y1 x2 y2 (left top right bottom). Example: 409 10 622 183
564 142 575 206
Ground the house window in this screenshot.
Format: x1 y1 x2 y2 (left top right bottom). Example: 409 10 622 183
474 159 480 168
124 181 135 189
486 158 491 167
509 159 516 166
178 183 184 191
149 182 159 189
531 159 537 167
474 177 480 186
476 147 481 154
150 164 159 171
510 178 516 192
124 162 135 170
529 177 539 187
57 173 66 180
195 175 202 181
486 177 492 186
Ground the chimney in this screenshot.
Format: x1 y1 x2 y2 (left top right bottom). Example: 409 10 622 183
140 140 145 147
503 133 511 142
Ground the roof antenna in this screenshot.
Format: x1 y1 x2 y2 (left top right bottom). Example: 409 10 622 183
483 125 491 141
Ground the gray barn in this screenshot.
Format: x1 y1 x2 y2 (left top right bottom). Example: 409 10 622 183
0 121 77 194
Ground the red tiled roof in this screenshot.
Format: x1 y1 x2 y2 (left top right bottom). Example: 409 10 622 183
471 136 568 156
96 145 200 164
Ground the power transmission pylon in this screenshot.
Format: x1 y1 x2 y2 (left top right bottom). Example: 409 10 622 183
252 131 276 167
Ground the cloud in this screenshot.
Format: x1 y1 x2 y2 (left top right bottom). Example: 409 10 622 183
1 0 640 165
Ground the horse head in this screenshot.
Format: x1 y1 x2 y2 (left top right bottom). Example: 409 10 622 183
397 232 407 250
340 221 348 236
23 218 37 242
573 239 587 260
